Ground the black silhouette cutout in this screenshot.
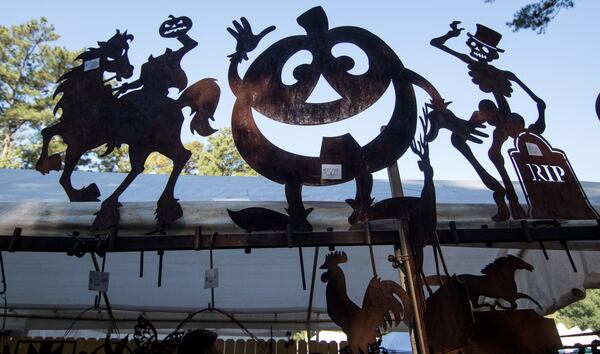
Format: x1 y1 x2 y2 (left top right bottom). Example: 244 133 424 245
36 16 220 229
226 7 485 231
431 21 546 221
320 251 412 354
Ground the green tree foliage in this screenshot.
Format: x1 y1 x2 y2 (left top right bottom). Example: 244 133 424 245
556 289 600 330
197 128 258 176
0 18 79 166
77 130 255 176
486 0 575 33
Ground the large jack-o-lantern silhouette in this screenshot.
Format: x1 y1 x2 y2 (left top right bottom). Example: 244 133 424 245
226 6 476 231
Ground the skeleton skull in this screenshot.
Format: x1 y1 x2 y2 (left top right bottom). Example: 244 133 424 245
466 38 499 62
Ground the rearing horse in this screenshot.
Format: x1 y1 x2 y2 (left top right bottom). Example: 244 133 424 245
36 25 220 229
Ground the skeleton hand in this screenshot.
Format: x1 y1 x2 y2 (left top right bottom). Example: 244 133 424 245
448 21 464 38
227 17 275 64
426 102 488 144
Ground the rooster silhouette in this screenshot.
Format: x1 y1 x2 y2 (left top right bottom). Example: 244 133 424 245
320 251 413 354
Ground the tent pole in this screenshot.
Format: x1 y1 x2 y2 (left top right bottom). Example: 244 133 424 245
384 147 428 354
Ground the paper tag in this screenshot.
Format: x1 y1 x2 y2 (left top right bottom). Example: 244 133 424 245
204 268 219 289
84 58 100 72
88 271 109 292
321 164 342 180
525 142 543 157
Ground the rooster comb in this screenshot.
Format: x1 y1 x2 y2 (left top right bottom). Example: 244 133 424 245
323 251 348 266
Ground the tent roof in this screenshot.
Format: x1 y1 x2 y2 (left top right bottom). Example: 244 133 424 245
1 169 599 334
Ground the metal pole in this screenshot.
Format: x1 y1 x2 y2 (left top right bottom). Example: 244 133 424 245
383 126 428 354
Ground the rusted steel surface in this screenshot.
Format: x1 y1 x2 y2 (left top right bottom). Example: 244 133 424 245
424 276 473 353
320 251 412 354
425 258 560 354
509 132 599 219
427 255 541 310
35 16 220 230
0 223 599 253
227 7 484 232
431 22 547 222
134 315 185 354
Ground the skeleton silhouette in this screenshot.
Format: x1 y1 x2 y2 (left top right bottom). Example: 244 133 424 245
431 21 547 221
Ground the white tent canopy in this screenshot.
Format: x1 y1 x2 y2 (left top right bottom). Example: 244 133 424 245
1 169 599 334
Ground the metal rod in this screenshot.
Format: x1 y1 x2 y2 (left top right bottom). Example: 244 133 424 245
139 251 144 278
298 247 307 291
539 241 549 260
8 228 21 253
157 250 164 287
398 223 428 354
0 225 597 252
561 241 577 272
366 222 377 277
209 233 216 309
383 134 426 354
307 246 320 322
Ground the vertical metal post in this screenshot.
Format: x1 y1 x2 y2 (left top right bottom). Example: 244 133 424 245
384 128 428 354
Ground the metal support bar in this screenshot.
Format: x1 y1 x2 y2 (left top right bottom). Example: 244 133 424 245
398 224 428 354
449 221 459 244
157 250 165 287
194 227 202 251
298 247 306 291
365 222 377 277
139 251 144 278
306 246 320 333
8 228 21 253
209 233 216 310
560 241 577 272
0 225 599 253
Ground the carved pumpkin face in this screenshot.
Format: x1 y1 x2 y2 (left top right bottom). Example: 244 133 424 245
159 15 192 38
238 6 399 126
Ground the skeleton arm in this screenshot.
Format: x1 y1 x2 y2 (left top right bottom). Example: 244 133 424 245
507 71 547 134
405 69 487 143
430 21 472 64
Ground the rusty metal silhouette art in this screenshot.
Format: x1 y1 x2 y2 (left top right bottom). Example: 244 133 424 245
133 315 185 354
320 251 413 354
35 16 220 229
427 255 540 310
358 112 447 290
431 22 547 222
425 272 560 353
509 132 598 219
226 6 486 231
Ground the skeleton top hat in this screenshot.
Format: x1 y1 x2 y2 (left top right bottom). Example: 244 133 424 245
468 24 505 53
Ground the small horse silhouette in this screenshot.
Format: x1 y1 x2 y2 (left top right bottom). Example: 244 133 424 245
428 255 541 310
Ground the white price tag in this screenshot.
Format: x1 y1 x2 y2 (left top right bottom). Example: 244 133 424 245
84 58 100 72
88 271 109 292
526 142 543 157
321 164 342 180
204 268 219 289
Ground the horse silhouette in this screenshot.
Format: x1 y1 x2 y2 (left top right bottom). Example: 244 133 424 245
36 22 220 229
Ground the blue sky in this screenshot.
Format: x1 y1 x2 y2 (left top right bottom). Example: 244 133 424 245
2 0 599 182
